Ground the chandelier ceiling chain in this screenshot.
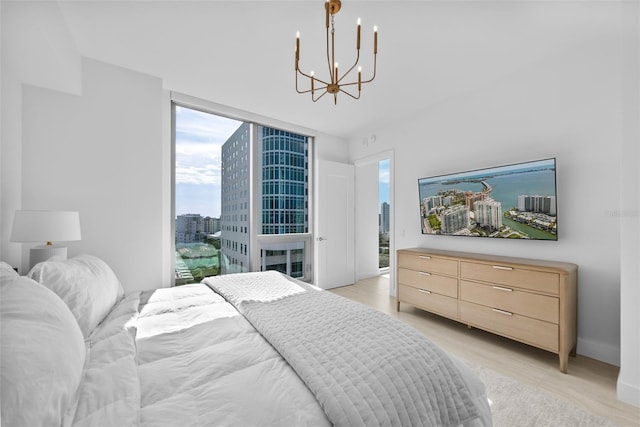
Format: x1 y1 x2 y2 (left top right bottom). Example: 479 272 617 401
295 0 378 105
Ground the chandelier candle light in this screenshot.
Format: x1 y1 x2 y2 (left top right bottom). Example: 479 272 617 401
295 0 378 104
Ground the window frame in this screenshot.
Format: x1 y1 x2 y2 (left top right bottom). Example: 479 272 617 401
170 92 316 285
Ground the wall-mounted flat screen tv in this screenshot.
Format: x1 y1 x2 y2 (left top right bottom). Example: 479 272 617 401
418 158 558 240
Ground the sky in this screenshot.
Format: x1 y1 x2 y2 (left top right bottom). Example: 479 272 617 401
175 105 391 218
379 158 390 212
418 158 555 184
175 106 242 218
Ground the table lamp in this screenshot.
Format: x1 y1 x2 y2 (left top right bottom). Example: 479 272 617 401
10 210 81 270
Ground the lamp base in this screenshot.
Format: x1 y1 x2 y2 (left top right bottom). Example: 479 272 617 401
29 245 67 270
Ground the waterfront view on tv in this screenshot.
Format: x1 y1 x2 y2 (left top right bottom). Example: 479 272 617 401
418 158 557 240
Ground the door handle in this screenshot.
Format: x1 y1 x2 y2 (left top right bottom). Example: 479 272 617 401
317 237 327 241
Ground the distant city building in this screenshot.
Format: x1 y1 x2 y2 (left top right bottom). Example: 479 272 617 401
517 195 556 215
176 214 222 243
441 205 469 234
465 191 485 212
423 195 452 213
380 202 390 234
474 199 503 230
175 213 205 243
203 216 221 234
221 123 251 274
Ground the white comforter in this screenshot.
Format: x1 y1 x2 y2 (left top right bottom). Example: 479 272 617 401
72 282 330 426
70 272 491 427
205 271 492 427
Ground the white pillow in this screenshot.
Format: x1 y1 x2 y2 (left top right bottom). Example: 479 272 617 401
28 254 125 337
0 261 19 286
1 276 86 427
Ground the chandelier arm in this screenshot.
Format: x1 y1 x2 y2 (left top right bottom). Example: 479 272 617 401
295 69 305 94
337 81 359 88
336 58 375 88
295 69 314 94
296 82 329 95
313 90 330 102
360 55 378 84
296 69 330 94
337 50 360 85
338 87 361 100
296 68 331 87
298 87 330 95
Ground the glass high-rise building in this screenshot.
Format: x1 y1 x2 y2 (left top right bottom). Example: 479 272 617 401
220 124 309 277
259 126 308 235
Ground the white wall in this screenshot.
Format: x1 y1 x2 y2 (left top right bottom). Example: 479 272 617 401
1 0 82 267
20 58 167 292
617 1 640 408
2 1 171 292
350 18 627 368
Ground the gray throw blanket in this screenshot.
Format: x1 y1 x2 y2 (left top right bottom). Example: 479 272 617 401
204 271 482 427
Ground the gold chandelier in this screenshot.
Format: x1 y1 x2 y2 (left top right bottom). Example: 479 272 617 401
295 0 378 104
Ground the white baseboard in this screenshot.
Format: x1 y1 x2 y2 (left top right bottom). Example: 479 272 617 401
355 270 383 282
617 378 640 408
577 337 620 367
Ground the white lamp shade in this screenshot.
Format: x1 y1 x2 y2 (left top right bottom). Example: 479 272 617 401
10 210 81 243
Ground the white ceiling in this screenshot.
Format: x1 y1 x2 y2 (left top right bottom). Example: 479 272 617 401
54 0 620 139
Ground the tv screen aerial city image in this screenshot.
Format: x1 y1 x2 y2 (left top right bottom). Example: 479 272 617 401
418 158 558 241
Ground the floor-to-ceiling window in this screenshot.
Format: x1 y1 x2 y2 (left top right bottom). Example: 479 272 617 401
173 102 312 285
174 106 243 284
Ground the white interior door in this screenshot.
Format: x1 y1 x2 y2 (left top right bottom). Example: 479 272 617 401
354 159 381 281
315 160 355 289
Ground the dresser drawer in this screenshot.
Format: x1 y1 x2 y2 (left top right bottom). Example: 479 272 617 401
398 268 458 298
460 280 559 323
460 301 558 352
460 261 559 294
398 252 458 276
398 285 458 319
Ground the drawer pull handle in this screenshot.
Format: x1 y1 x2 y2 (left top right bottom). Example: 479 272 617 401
419 271 432 276
492 265 513 271
492 286 513 292
492 308 513 316
419 256 432 260
418 289 432 294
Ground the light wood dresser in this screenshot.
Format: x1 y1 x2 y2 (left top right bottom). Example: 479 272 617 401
397 248 578 373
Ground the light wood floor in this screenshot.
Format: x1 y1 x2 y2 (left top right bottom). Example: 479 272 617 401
329 275 640 426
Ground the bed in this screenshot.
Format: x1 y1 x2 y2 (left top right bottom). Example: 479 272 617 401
1 255 492 426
